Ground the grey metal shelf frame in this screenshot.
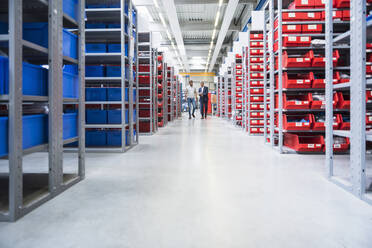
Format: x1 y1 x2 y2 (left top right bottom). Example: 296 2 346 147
84 0 138 152
138 32 157 135
325 0 372 205
232 56 243 127
0 0 85 222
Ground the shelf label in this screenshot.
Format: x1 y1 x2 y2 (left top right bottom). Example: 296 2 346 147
287 25 297 30
296 58 304 62
295 101 302 105
308 25 317 30
307 13 315 18
300 37 310 42
295 122 303 126
288 13 296 18
296 80 304 84
301 0 308 4
308 144 315 148
288 36 297 41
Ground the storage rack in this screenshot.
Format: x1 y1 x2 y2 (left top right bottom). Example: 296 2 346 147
246 31 267 136
267 0 350 154
0 0 85 222
217 76 224 117
166 66 174 122
263 4 272 144
173 75 180 119
84 0 138 152
157 52 165 127
138 32 156 135
224 68 232 120
232 56 243 126
325 0 372 204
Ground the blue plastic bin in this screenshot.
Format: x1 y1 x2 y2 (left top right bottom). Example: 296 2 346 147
23 114 48 150
86 130 107 147
86 4 106 8
0 114 49 156
86 88 107 101
107 43 123 53
125 88 129 102
63 71 79 98
125 130 129 146
85 65 105 77
63 65 78 74
86 23 106 28
107 130 122 146
107 23 128 34
133 89 137 102
133 10 137 26
0 117 8 157
107 88 121 101
0 56 48 96
63 113 78 140
86 110 107 124
106 65 121 77
133 109 136 122
63 0 78 21
63 29 78 59
86 43 107 53
23 23 77 59
107 110 122 124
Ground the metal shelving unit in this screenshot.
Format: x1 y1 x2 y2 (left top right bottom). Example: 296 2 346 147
157 52 165 127
216 76 224 117
0 0 85 222
266 0 350 154
325 0 372 205
84 0 138 152
138 32 156 135
224 68 232 120
246 31 267 136
232 56 243 127
166 66 174 122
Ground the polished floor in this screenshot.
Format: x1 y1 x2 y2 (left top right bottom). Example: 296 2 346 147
1 115 372 248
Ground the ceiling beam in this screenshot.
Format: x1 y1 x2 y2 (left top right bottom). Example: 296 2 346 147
208 0 239 71
161 0 190 71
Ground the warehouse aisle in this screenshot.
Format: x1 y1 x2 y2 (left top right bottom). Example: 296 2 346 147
1 116 372 248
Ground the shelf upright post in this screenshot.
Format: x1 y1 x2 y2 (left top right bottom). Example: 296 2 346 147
269 0 275 148
78 0 86 178
350 0 366 197
277 0 283 153
135 7 139 142
8 0 23 222
128 0 134 146
325 0 334 177
263 8 268 142
49 0 63 193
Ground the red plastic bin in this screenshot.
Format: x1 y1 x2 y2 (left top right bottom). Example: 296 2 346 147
250 41 264 47
250 33 263 40
250 49 264 56
139 65 150 72
251 96 264 103
250 88 264 95
311 93 338 109
236 65 242 70
283 36 311 47
311 50 340 67
292 0 315 9
276 93 312 109
332 137 350 153
250 57 264 63
139 76 150 84
250 72 264 79
250 81 264 87
336 92 350 109
339 114 350 130
366 114 372 125
302 24 322 33
312 114 340 131
282 114 312 131
284 133 324 153
282 51 313 68
321 10 343 20
278 72 313 89
312 72 340 88
250 64 264 71
342 10 350 21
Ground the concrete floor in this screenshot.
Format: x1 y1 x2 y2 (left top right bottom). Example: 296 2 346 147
1 116 372 247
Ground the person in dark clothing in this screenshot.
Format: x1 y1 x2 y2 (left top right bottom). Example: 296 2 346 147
198 82 209 119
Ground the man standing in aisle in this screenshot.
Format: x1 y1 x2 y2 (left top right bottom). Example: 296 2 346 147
186 80 197 119
198 81 209 119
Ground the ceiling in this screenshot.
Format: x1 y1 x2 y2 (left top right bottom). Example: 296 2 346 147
134 0 256 72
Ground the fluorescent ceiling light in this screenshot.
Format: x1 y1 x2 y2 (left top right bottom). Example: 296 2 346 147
219 0 223 7
214 11 220 27
153 0 160 9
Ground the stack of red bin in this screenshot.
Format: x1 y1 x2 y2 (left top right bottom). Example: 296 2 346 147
248 32 268 135
157 54 164 127
235 54 243 125
272 0 351 152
